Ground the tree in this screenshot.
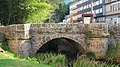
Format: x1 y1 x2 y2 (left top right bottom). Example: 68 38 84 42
0 0 53 25
0 0 69 25
20 0 69 23
48 1 69 23
53 3 69 23
19 0 52 23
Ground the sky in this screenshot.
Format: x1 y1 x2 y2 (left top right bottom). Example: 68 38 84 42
64 0 70 4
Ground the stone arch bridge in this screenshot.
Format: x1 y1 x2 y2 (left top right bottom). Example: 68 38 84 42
0 23 120 57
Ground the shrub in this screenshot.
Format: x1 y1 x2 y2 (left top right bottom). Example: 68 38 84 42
106 43 120 58
73 57 119 67
86 52 96 59
84 29 93 38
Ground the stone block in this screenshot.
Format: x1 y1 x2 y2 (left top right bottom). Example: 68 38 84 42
87 38 108 57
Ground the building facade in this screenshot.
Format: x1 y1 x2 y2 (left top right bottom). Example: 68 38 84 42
70 0 120 23
70 2 78 23
93 0 105 23
105 0 120 24
70 0 105 23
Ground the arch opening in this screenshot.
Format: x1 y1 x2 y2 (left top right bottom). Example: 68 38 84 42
35 37 85 66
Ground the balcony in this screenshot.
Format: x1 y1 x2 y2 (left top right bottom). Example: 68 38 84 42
104 0 117 5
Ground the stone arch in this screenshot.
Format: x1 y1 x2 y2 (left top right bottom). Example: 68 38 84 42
30 34 87 55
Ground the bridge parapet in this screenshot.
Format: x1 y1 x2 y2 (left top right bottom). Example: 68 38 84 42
3 24 30 40
30 23 83 35
87 23 109 38
3 23 119 39
30 23 120 38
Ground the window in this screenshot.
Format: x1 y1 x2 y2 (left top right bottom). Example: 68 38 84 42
84 5 86 9
94 2 96 6
100 0 102 4
113 4 115 11
106 5 110 12
110 5 113 12
78 8 81 11
87 4 89 8
118 3 120 10
80 7 82 11
84 5 85 9
96 1 100 5
100 8 102 13
89 4 91 7
86 5 88 9
93 10 96 14
96 9 99 13
115 3 118 11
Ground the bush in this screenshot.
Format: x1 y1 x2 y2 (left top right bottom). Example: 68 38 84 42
106 43 120 58
84 29 93 38
73 56 119 67
86 52 96 59
0 40 11 52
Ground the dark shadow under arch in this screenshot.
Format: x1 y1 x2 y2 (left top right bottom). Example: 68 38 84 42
35 37 86 67
36 37 85 57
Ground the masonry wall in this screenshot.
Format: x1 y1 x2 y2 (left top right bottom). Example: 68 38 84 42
0 23 120 57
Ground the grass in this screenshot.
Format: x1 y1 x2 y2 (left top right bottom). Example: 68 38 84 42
0 54 52 67
0 59 51 67
73 55 120 67
0 41 52 67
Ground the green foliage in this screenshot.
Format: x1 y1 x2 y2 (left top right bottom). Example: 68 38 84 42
19 1 52 23
0 0 68 25
0 40 18 58
0 42 51 67
34 53 66 67
73 56 119 67
0 59 52 67
54 2 69 23
0 40 12 52
106 43 120 58
84 29 93 38
0 0 53 25
86 52 96 59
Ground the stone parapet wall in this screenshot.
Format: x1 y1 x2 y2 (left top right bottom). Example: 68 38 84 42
30 23 81 35
3 24 30 40
87 23 109 38
108 24 120 43
3 23 120 40
30 23 120 39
